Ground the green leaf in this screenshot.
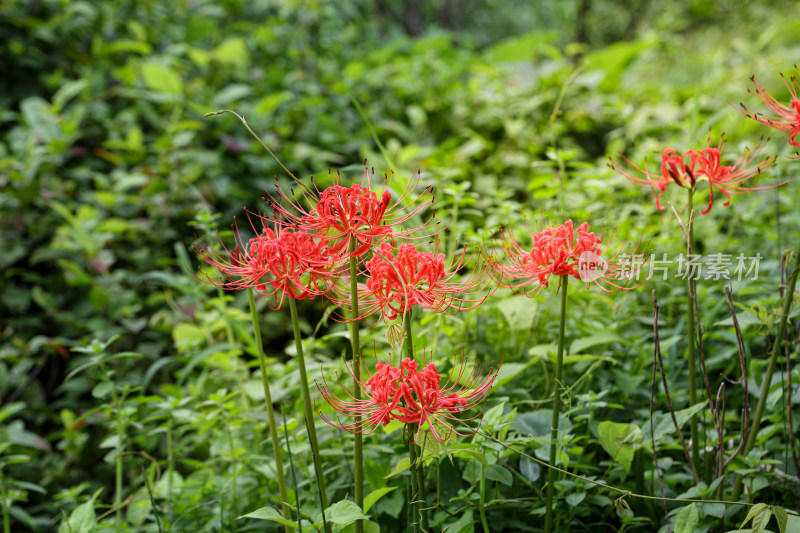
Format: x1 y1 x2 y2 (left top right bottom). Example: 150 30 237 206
172 323 206 351
485 465 513 486
565 492 586 507
141 62 183 95
569 332 625 354
597 421 643 473
58 500 95 533
674 503 698 533
238 506 297 528
519 456 540 482
773 506 788 533
324 500 367 525
385 457 410 479
363 487 397 514
91 381 113 399
497 295 537 331
0 402 26 424
752 507 772 533
741 503 769 528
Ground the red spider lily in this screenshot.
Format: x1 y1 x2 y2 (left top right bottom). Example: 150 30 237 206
739 69 800 149
324 237 496 324
193 214 344 309
264 163 438 257
316 353 501 444
610 148 697 211
490 218 648 296
688 137 780 214
612 138 782 213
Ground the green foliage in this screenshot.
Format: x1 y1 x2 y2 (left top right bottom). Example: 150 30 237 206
2 0 800 531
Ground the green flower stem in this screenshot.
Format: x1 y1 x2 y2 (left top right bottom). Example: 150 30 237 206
106 376 125 529
544 275 568 533
408 438 422 533
348 239 364 533
247 288 291 532
479 461 491 533
288 298 330 525
402 310 429 532
687 189 700 475
733 236 800 500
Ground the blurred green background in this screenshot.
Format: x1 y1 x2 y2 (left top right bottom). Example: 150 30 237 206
2 0 800 531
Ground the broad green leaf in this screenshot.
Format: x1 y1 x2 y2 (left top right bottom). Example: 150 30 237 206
569 332 625 354
91 381 113 399
519 455 540 482
674 503 698 533
58 500 95 533
565 492 586 507
324 500 367 525
741 503 769 528
597 421 643 473
141 62 183 95
172 323 205 351
497 295 537 330
752 507 772 533
485 464 513 486
773 506 788 533
363 487 397 514
384 457 410 479
239 506 297 528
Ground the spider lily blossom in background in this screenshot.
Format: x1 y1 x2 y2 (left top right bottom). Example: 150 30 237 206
611 137 781 214
325 237 497 324
739 68 800 149
193 214 344 307
264 163 438 257
490 219 647 295
316 353 501 444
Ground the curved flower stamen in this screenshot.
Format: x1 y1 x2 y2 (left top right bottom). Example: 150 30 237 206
193 213 343 309
263 162 438 257
316 352 501 444
489 218 648 296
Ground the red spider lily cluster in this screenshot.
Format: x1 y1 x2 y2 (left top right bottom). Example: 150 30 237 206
317 354 499 444
193 218 345 309
740 69 800 149
612 137 780 214
264 165 438 257
194 162 501 444
323 238 495 324
491 219 648 295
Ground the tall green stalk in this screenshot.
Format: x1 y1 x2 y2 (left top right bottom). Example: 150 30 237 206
732 237 800 500
686 189 701 474
544 275 569 533
348 238 364 533
247 288 291 532
288 298 330 526
403 311 429 532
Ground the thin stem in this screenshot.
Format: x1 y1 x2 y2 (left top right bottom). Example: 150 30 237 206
544 275 569 533
480 461 491 533
226 423 238 533
687 189 700 474
733 237 800 500
408 438 422 533
288 298 330 525
464 422 800 517
247 288 292 532
348 238 364 533
402 311 429 531
281 406 306 533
